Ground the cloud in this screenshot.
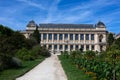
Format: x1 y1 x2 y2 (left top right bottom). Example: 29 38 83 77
0 0 120 33
17 0 46 10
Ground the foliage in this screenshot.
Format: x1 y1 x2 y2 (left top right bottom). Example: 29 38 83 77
16 48 35 61
61 50 120 80
114 38 120 50
107 33 114 46
16 45 51 61
59 55 93 80
31 27 40 44
10 57 22 67
0 24 14 36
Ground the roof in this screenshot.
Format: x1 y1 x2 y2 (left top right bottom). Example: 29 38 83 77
27 20 37 27
39 24 94 28
96 21 106 28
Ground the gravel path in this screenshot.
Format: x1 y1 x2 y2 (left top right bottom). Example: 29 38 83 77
16 55 67 80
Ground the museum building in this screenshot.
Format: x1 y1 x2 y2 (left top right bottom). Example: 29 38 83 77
21 20 108 54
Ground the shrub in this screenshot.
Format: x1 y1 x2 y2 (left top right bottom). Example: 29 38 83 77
10 57 22 67
16 48 35 61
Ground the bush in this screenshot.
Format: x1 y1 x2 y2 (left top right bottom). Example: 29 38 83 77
10 57 22 67
16 48 35 61
39 46 51 57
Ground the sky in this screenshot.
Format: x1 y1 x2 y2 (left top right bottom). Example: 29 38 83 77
0 0 120 34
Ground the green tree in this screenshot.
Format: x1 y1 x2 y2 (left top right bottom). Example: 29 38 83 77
32 27 40 44
107 33 114 46
114 38 120 50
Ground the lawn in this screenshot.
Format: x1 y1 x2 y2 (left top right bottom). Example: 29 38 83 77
58 55 93 80
0 58 44 80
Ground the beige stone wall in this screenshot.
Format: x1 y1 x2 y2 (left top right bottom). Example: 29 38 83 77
21 27 107 54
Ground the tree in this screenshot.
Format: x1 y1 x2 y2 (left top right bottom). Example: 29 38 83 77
114 38 120 50
107 33 114 46
32 27 40 44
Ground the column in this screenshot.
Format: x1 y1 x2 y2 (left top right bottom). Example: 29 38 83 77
90 45 92 50
52 44 54 53
46 44 48 49
57 45 59 53
79 45 81 49
84 45 86 51
63 34 64 41
68 34 70 40
73 34 75 40
52 33 54 42
63 44 65 51
94 34 100 52
57 33 59 41
41 33 43 41
47 34 48 41
73 45 75 50
89 34 91 40
68 44 70 52
79 34 80 42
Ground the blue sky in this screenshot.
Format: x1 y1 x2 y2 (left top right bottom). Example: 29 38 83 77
0 0 120 34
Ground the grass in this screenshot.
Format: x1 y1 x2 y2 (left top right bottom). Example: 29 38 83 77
0 58 45 80
58 55 93 80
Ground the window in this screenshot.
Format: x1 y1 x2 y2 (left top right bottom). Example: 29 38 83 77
81 45 84 50
91 34 94 40
65 45 68 50
43 33 47 40
86 34 89 40
43 45 46 48
75 34 78 40
48 34 52 40
59 45 62 50
70 45 73 50
86 45 89 50
75 45 78 50
54 45 57 50
92 45 94 50
80 34 84 40
70 34 73 40
48 45 52 50
59 34 63 40
54 34 57 40
64 34 68 40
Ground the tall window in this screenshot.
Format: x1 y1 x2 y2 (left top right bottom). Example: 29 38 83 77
54 34 57 40
70 45 73 50
75 34 78 40
92 45 94 50
65 45 68 50
48 34 52 40
64 34 68 40
59 45 62 50
75 45 78 50
48 45 52 50
91 34 94 40
86 34 89 40
59 34 63 40
80 34 84 40
86 45 89 50
43 33 46 40
70 34 73 40
43 45 46 48
81 45 84 50
54 45 57 50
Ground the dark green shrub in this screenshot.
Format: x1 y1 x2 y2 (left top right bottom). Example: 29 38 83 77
10 57 22 67
16 48 35 61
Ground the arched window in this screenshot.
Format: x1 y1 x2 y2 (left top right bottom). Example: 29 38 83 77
99 34 103 42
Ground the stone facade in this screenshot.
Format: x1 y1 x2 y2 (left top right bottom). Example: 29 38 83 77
21 20 108 54
116 33 120 39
